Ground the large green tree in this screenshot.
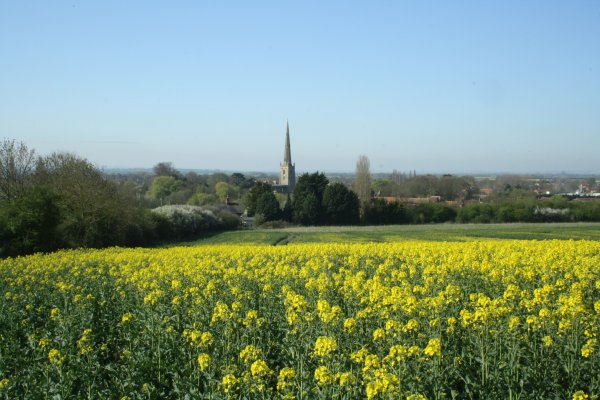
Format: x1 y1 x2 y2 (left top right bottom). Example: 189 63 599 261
255 191 281 222
322 183 360 225
438 175 477 201
153 161 182 179
228 172 255 189
0 186 61 256
292 191 320 225
244 181 274 216
292 172 329 225
215 181 240 202
147 176 184 204
36 152 150 248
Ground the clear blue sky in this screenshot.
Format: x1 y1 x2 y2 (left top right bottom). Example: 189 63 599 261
1 1 599 174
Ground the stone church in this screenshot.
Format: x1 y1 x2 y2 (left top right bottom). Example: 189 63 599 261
273 122 296 194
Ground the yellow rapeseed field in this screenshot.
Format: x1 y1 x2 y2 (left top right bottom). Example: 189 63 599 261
1 241 599 399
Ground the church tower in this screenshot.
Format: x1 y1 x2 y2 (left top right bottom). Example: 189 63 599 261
279 121 295 193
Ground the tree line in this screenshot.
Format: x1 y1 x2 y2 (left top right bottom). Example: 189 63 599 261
243 175 600 227
3 139 600 258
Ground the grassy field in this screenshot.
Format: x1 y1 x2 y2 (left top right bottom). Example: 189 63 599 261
187 222 600 246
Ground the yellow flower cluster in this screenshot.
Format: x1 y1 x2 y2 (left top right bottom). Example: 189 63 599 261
197 353 211 371
183 329 213 347
276 367 295 392
250 359 272 378
313 336 337 359
221 373 238 393
423 338 442 358
314 365 334 386
48 349 63 365
239 344 262 364
316 299 342 324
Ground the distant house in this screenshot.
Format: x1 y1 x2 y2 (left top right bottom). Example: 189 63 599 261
474 187 494 202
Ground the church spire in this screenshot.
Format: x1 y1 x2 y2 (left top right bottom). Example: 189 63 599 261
284 120 292 163
279 120 296 193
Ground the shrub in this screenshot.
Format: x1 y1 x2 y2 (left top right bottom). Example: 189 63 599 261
151 205 239 239
571 202 600 222
410 203 457 224
364 199 410 225
457 203 496 223
533 207 570 222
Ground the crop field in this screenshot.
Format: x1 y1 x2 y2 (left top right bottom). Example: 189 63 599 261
190 222 600 245
1 240 599 399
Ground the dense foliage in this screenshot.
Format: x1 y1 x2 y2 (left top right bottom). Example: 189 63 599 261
1 241 598 398
322 183 360 225
363 199 411 225
360 199 600 226
456 199 600 224
293 172 329 225
0 150 160 257
0 141 241 257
